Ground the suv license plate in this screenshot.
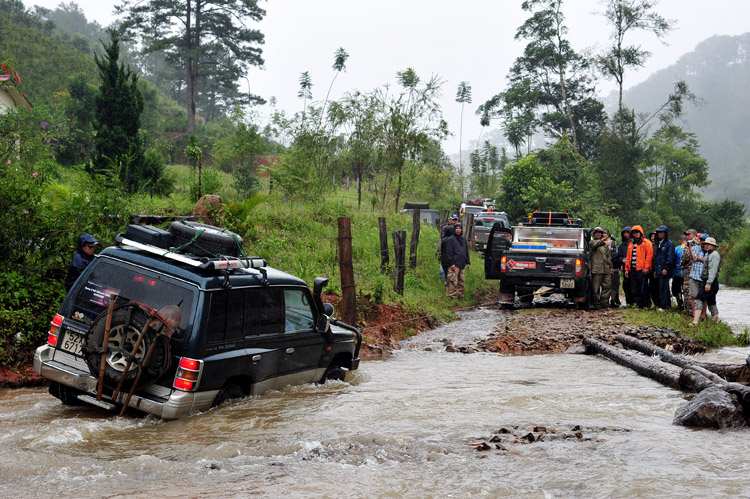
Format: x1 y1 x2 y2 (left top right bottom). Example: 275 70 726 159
61 330 85 356
560 278 575 289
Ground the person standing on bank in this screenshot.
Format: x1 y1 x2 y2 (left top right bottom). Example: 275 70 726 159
589 227 612 309
438 213 459 280
692 237 721 326
624 225 653 309
653 225 675 310
672 234 687 311
680 229 699 314
688 233 710 322
65 233 99 291
615 227 633 306
445 223 471 299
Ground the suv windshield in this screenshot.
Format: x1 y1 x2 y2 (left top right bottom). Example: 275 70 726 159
66 260 196 331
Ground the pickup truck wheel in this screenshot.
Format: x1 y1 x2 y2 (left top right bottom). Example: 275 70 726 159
169 221 243 257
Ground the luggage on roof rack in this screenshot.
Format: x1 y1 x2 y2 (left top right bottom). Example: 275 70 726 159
115 228 266 272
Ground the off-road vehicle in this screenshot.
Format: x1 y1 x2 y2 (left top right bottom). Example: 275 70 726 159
485 211 592 308
34 222 361 419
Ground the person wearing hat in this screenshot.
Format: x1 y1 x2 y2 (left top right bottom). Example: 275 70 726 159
687 232 710 320
652 225 675 310
691 237 721 326
624 225 654 309
589 227 611 309
614 227 633 306
679 229 699 314
444 222 471 299
65 233 99 290
672 234 688 311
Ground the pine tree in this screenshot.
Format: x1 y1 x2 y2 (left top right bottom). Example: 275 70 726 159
93 29 145 192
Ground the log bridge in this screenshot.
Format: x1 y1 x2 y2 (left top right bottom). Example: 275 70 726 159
584 334 750 428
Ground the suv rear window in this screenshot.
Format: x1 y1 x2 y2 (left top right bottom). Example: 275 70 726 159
475 217 507 228
68 260 196 331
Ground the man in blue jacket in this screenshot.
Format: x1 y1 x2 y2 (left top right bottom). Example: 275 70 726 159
653 225 675 310
65 233 99 290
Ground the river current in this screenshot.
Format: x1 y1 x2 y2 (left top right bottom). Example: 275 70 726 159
1 287 749 498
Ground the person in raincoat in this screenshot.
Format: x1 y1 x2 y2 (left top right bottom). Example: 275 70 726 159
624 225 653 309
589 227 612 309
652 225 675 310
691 237 721 326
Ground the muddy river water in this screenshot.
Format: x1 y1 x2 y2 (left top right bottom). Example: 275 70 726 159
2 287 749 498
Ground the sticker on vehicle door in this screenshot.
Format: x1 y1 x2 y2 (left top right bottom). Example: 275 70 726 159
506 259 536 270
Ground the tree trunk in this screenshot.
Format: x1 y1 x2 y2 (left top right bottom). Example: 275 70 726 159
392 230 406 295
185 0 196 134
583 337 681 388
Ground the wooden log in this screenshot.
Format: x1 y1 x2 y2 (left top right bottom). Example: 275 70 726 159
583 337 681 388
409 208 420 269
615 334 747 381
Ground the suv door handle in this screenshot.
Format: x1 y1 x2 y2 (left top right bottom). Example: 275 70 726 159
285 348 295 354
252 355 261 362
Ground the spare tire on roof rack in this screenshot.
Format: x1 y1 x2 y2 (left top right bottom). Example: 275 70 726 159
169 221 244 257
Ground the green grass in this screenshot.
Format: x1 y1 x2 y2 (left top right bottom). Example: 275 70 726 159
621 307 740 348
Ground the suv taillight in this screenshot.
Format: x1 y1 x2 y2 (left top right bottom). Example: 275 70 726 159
501 255 507 273
575 259 583 276
48 314 64 347
173 357 203 391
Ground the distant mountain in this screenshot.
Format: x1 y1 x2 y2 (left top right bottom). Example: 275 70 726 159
622 33 750 209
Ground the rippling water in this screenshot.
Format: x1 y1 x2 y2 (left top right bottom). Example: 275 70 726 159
2 293 750 497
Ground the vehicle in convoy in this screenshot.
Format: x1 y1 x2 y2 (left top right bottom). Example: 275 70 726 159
473 212 511 252
484 211 591 308
401 208 441 227
34 222 361 419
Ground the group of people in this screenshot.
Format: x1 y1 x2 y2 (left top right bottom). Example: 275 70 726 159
589 225 721 325
439 214 471 299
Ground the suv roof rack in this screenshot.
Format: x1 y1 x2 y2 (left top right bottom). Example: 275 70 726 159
114 234 267 272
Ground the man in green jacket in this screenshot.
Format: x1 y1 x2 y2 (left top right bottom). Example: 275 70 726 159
590 227 612 309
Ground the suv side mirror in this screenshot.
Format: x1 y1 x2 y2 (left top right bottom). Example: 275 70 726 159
323 302 334 316
316 314 331 334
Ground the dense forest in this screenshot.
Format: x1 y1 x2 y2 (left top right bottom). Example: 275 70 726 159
1 0 750 367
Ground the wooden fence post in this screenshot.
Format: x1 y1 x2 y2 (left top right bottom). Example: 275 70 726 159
392 230 406 295
337 217 356 326
465 212 475 250
409 208 420 268
378 217 389 272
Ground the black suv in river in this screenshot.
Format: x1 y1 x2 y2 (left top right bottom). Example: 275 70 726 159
34 223 361 419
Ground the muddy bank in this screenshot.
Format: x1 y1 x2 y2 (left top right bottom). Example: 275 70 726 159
471 307 706 356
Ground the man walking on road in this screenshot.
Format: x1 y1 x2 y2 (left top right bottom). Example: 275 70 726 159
445 223 471 299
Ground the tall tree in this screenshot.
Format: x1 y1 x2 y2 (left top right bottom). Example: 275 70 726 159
321 47 349 124
298 71 313 125
117 0 265 133
378 69 449 211
597 0 673 136
93 30 145 192
455 81 472 175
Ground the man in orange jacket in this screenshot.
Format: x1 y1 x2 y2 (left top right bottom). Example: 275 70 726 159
624 225 654 308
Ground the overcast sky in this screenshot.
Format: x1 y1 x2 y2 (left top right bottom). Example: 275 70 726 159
31 0 750 157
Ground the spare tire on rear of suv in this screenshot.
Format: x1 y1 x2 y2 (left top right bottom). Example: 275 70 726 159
83 303 170 391
169 221 243 257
